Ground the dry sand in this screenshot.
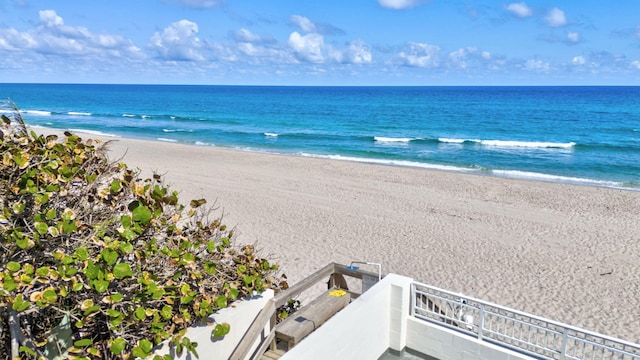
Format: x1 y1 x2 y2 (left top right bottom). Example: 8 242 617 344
70 132 640 343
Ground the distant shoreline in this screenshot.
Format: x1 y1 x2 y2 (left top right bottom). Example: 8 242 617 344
32 125 640 192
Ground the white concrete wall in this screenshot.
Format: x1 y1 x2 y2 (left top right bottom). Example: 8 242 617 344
282 274 413 360
405 318 531 360
153 289 274 360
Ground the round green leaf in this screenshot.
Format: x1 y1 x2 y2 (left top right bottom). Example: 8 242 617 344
110 338 126 355
212 323 231 338
214 295 227 309
113 263 133 278
75 247 89 261
134 306 146 321
6 261 21 272
132 205 152 225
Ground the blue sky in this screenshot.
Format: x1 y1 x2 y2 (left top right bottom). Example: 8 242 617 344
1 0 639 85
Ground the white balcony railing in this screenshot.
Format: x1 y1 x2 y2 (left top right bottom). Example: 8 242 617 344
411 282 640 360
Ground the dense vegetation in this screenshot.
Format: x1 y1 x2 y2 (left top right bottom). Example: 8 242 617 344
0 103 287 359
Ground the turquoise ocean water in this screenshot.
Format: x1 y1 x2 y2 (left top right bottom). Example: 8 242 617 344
2 84 639 190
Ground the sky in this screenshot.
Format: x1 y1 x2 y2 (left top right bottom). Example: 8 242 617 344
1 0 640 85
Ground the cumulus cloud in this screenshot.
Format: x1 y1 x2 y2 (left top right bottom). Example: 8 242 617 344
447 47 494 69
289 15 345 36
567 32 580 43
631 60 640 69
330 40 372 64
291 15 317 33
398 42 440 68
572 56 586 65
232 28 275 44
378 0 421 10
506 2 533 18
524 59 550 71
288 31 324 63
544 8 566 27
149 20 205 61
0 10 141 57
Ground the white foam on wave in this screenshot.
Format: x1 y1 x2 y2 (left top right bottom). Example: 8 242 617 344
195 141 215 147
374 136 415 143
492 170 621 187
480 140 575 149
163 128 192 133
157 137 178 143
122 114 136 118
298 152 470 172
68 128 120 138
24 110 52 116
68 111 92 116
439 137 477 144
264 133 279 137
142 115 151 119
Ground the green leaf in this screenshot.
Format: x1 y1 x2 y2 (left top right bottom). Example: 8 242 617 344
43 289 58 304
212 323 231 338
12 294 30 312
189 198 207 208
62 220 77 234
34 221 49 235
132 205 152 225
120 228 137 241
110 338 126 355
6 261 21 272
45 209 58 220
120 215 132 228
134 306 146 321
228 288 239 300
110 180 121 193
132 339 153 358
203 261 216 275
75 247 89 261
92 279 109 293
74 339 93 347
119 242 134 254
101 248 118 265
214 295 227 309
19 346 37 356
109 293 123 303
160 305 173 320
113 263 133 278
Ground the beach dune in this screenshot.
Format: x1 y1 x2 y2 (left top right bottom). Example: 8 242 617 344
79 133 640 344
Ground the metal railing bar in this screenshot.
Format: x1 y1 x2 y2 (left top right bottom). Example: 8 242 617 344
410 282 640 360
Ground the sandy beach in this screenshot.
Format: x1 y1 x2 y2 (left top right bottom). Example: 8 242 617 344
69 132 640 343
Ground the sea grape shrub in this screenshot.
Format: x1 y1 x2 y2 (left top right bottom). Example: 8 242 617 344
0 106 287 359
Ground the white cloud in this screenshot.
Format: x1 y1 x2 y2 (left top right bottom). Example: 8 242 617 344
631 60 640 69
288 31 324 63
291 15 317 33
378 0 420 10
506 2 533 18
572 56 586 65
149 20 205 61
398 42 440 68
524 59 550 71
330 40 372 64
233 28 266 43
481 51 491 60
544 8 567 27
567 32 580 43
0 10 141 57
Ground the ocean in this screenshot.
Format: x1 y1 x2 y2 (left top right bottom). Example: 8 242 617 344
2 84 639 190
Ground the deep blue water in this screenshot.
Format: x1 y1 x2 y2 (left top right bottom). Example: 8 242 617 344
2 84 639 189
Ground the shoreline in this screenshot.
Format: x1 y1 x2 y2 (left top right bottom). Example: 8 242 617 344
32 125 640 192
34 127 640 344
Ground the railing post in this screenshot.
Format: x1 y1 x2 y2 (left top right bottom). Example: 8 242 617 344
409 283 416 317
478 304 484 341
560 327 569 359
